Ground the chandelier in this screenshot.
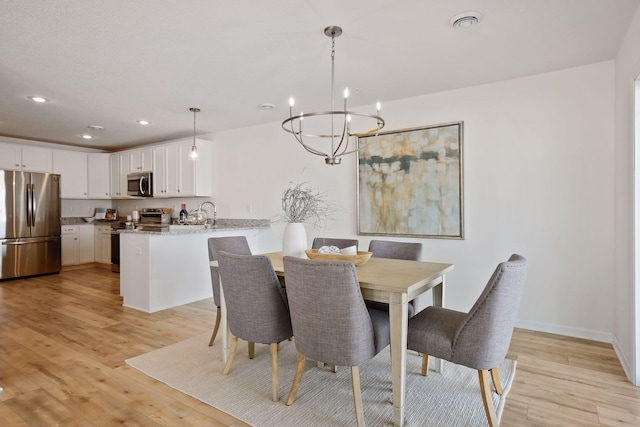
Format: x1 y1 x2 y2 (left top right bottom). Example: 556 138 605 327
282 26 385 165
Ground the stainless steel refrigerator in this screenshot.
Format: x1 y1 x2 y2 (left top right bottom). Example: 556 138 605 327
0 170 61 280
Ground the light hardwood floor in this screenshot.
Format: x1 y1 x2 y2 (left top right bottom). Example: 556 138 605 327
0 267 639 426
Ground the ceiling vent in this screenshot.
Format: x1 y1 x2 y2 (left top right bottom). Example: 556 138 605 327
450 11 483 29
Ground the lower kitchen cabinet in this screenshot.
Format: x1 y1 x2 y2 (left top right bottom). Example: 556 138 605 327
79 225 95 264
61 226 79 266
62 224 104 266
94 225 111 264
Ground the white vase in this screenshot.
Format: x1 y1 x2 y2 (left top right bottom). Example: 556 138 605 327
282 222 308 258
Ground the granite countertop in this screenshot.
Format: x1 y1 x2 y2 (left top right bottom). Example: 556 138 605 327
61 217 122 225
117 218 271 234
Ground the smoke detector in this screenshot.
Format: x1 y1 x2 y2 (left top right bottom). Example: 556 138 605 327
450 11 483 29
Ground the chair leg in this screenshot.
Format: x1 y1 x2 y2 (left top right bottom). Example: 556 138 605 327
421 354 430 376
222 336 238 375
286 352 306 405
478 369 499 427
490 367 504 395
270 343 279 402
351 366 366 427
208 309 221 346
248 342 255 359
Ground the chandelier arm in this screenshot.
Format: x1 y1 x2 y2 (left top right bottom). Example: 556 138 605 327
331 115 350 157
290 129 330 157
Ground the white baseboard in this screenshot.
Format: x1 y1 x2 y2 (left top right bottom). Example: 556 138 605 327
515 319 614 343
611 335 636 385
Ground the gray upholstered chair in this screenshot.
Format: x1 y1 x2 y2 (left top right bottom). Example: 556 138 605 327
283 256 390 427
207 236 252 347
365 239 423 317
407 254 528 427
217 251 293 401
311 237 359 250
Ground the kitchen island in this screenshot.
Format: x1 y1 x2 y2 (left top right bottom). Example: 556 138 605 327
119 219 270 313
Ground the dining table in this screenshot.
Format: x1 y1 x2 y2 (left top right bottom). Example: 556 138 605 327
214 251 454 427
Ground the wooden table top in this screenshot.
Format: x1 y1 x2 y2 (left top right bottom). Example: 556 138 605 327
262 251 454 296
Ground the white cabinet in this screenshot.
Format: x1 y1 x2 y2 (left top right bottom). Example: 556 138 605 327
129 148 153 173
110 153 129 198
94 225 111 264
61 226 79 266
152 139 212 197
178 139 212 196
53 150 88 198
152 147 168 197
87 153 111 199
153 144 180 197
0 143 53 173
62 224 96 265
79 225 95 264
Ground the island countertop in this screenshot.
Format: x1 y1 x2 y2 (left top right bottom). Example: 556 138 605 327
117 218 270 235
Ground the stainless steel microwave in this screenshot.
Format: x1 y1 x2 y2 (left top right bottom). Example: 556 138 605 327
127 171 153 197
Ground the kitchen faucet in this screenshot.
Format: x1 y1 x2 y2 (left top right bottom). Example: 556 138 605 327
198 201 217 227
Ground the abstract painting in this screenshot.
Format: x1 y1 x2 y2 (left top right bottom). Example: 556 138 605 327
357 122 464 239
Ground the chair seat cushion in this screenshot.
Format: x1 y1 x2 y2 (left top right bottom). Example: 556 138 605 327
365 300 416 318
407 306 466 360
367 308 391 353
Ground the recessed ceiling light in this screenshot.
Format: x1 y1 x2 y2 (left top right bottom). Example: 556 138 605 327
28 96 49 103
137 120 151 125
450 11 483 29
82 134 93 140
260 103 276 110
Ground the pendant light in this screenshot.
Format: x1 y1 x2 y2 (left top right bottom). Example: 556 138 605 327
189 107 200 159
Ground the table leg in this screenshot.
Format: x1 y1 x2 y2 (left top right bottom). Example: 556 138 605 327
220 278 231 363
431 277 445 373
389 294 408 427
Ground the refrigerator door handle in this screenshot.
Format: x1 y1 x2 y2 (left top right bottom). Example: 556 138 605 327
25 184 32 227
31 183 36 227
2 236 60 245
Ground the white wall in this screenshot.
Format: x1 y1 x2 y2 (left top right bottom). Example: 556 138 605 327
214 61 616 342
614 5 640 384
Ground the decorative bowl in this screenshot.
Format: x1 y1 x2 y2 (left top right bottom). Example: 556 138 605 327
304 250 372 266
83 217 95 223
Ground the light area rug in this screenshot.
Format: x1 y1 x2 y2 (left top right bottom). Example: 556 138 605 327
126 333 516 426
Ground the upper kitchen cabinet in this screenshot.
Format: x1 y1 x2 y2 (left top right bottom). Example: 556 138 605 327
128 148 153 173
53 150 88 198
88 153 111 199
110 153 130 198
177 139 212 197
0 143 53 173
152 139 212 197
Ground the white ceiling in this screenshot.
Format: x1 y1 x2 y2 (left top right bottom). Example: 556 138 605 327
1 0 638 151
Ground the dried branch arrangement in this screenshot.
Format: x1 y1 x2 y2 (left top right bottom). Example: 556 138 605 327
280 181 334 229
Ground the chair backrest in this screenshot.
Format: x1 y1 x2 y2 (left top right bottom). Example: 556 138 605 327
283 256 378 367
451 254 528 370
217 252 292 344
311 237 359 250
368 240 422 261
207 236 252 307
